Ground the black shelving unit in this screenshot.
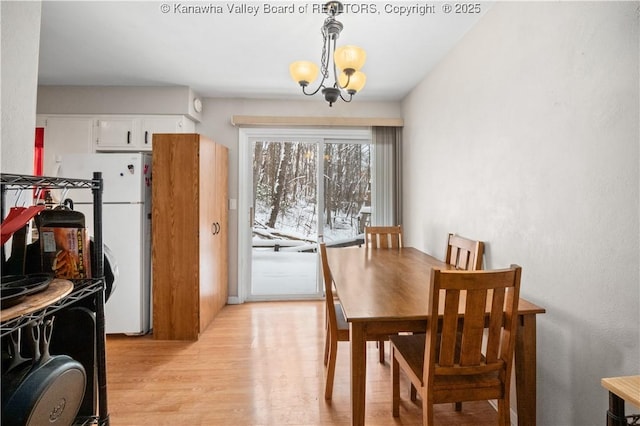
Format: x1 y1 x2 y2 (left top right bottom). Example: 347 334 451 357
1 172 109 426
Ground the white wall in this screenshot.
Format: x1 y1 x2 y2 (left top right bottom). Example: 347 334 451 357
1 1 42 174
402 2 639 424
37 86 202 122
196 98 402 299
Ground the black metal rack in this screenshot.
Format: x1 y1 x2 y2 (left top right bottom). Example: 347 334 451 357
1 172 109 426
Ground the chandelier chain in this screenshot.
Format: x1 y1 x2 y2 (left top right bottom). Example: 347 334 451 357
320 19 330 80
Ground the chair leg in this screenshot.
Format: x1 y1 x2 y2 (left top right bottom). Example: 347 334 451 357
324 338 338 400
423 397 434 426
323 328 330 366
391 347 400 417
379 339 385 363
497 397 511 426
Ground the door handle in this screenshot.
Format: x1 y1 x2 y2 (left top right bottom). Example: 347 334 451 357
127 131 131 144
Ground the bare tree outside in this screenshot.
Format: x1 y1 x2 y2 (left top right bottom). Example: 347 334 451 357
252 140 371 246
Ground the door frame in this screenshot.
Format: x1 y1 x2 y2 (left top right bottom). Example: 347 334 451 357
237 127 371 304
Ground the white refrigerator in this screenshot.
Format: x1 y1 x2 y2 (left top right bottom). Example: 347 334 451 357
58 153 152 335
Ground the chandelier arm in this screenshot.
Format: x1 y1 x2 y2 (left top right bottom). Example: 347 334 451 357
301 77 327 96
329 34 352 95
339 92 353 103
330 36 341 90
337 72 352 90
299 14 333 97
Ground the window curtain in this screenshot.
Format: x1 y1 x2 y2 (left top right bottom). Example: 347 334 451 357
372 126 403 226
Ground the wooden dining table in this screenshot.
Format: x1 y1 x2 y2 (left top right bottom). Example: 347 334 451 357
601 375 640 426
326 245 546 426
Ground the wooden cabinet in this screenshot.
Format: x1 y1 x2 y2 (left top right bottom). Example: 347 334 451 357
151 133 228 341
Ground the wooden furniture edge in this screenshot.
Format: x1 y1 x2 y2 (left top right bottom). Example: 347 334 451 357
1 279 74 322
231 115 404 127
601 376 640 407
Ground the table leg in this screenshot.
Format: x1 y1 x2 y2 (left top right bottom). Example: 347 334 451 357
350 322 367 426
515 314 537 426
606 391 627 426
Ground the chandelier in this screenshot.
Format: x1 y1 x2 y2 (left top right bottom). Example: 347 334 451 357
289 1 366 107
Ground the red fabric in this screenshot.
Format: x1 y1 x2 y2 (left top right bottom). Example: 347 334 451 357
1 205 45 244
34 127 44 176
34 127 45 200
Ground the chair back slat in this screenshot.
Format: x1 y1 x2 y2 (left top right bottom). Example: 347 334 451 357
452 249 470 270
438 290 461 366
499 280 519 362
424 266 521 381
459 288 488 366
446 233 484 270
485 288 506 363
365 226 403 249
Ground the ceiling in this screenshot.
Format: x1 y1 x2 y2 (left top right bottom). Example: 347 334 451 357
38 1 490 102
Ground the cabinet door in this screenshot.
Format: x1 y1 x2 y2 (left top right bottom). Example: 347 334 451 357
140 117 189 150
199 136 218 334
40 116 95 177
95 118 136 149
214 143 229 312
152 134 201 340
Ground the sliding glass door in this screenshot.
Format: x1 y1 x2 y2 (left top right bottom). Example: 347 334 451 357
321 141 372 243
239 128 372 301
251 140 320 297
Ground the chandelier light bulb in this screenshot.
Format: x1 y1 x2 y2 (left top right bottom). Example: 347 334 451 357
334 45 366 74
339 70 366 94
289 61 319 86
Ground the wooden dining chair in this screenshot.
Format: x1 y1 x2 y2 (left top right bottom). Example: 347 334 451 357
446 233 484 271
364 225 403 249
364 225 404 363
390 265 522 426
441 233 485 410
319 243 389 400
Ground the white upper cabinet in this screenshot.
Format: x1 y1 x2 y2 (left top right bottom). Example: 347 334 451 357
38 116 96 177
139 116 196 150
37 114 196 160
95 117 137 149
95 115 195 151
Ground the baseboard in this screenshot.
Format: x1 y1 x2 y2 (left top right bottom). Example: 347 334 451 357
488 400 518 426
227 296 241 305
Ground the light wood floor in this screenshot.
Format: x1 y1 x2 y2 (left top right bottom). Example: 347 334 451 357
106 301 499 425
